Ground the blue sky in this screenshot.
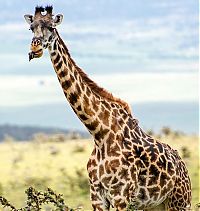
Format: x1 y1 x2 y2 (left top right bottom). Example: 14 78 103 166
0 0 198 132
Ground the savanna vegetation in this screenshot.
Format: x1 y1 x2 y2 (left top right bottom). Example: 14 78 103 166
0 128 199 210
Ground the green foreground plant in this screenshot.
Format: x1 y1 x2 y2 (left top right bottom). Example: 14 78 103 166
0 187 82 211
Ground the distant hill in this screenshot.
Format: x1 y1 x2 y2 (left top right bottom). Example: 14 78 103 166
0 125 89 141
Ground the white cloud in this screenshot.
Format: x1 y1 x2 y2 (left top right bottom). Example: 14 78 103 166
0 72 198 107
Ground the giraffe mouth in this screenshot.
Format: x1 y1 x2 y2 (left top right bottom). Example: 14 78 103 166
29 49 43 61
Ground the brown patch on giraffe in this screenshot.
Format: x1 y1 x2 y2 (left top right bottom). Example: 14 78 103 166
84 106 95 116
101 176 112 188
87 158 97 170
68 92 79 106
94 128 109 140
91 96 100 112
56 61 63 69
99 164 104 178
105 160 111 174
107 133 121 157
98 107 110 127
111 181 124 194
111 118 121 133
61 80 72 90
118 167 129 180
79 114 88 121
75 83 81 93
148 187 160 200
138 187 148 201
85 120 99 131
54 53 61 64
89 169 98 181
110 159 121 173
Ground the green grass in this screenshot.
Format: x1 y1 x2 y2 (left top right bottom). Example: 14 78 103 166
0 134 199 210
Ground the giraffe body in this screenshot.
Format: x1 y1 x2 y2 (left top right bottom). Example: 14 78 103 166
24 6 192 210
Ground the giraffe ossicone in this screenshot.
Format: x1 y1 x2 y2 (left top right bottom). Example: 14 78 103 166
24 6 192 211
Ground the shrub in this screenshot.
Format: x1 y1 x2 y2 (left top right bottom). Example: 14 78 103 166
0 187 82 211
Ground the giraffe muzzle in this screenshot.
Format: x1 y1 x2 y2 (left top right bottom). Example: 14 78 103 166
29 38 43 61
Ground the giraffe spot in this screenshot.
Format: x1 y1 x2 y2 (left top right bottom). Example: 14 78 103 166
160 172 170 187
85 107 95 116
56 61 63 69
54 53 61 64
118 167 129 180
132 137 142 145
101 144 106 160
103 101 111 110
62 79 72 90
130 166 137 181
105 160 111 174
75 83 81 93
138 174 146 186
101 176 112 188
85 120 99 131
99 164 104 178
79 114 88 121
133 145 143 158
138 188 148 201
69 92 78 105
122 139 132 149
148 174 158 186
58 70 67 78
148 187 160 200
58 44 62 52
62 55 67 64
68 61 72 70
70 74 75 83
94 128 109 140
148 144 158 162
110 159 120 173
107 141 120 157
167 161 175 175
87 158 97 170
111 176 118 184
51 52 56 57
111 118 120 133
97 150 100 161
158 155 167 170
127 117 137 130
92 97 99 112
76 105 82 111
156 142 164 153
98 109 110 127
140 152 149 167
149 164 160 182
53 41 57 50
124 126 130 139
88 169 98 181
111 181 124 192
91 193 98 201
123 183 131 198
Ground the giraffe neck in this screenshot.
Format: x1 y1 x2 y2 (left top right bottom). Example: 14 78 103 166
48 29 134 144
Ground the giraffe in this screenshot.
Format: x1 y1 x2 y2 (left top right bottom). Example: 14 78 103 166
24 6 192 211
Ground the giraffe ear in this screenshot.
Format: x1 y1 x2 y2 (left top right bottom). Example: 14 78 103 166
24 15 34 25
53 14 63 26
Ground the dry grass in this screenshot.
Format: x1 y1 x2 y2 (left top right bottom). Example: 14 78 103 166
0 134 199 210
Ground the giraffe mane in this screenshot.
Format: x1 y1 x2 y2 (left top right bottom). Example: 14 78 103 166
55 30 132 114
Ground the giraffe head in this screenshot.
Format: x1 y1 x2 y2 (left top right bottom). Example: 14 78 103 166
24 6 63 61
